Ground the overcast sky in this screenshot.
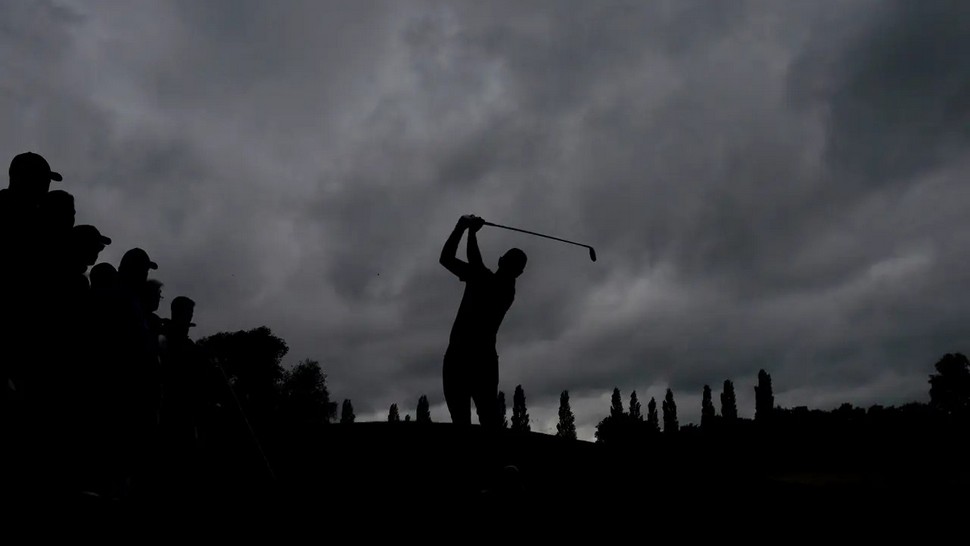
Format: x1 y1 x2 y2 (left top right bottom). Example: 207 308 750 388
4 0 969 440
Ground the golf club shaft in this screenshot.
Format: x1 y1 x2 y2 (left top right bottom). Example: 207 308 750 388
483 221 593 251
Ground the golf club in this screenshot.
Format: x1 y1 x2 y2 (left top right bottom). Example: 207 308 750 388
483 220 597 262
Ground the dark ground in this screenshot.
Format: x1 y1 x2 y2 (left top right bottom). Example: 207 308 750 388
271 423 969 524
12 422 964 536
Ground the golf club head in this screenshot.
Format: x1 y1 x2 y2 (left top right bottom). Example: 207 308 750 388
588 247 597 262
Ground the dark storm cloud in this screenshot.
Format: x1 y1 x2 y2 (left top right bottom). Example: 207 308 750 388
794 1 970 183
4 0 969 437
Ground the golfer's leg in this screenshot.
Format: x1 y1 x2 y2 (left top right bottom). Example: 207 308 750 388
443 351 471 425
472 356 499 428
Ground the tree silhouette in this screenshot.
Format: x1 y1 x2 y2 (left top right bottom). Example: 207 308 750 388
404 415 411 422
662 389 678 434
646 397 660 433
755 370 774 423
511 385 530 432
197 326 289 428
556 390 577 440
340 399 355 424
701 384 716 429
629 391 642 421
597 388 631 444
388 403 400 423
280 358 338 426
593 418 608 443
497 391 509 429
416 395 432 424
929 353 970 417
721 380 738 422
610 387 624 419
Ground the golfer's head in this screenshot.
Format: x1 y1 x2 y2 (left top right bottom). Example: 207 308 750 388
498 248 527 278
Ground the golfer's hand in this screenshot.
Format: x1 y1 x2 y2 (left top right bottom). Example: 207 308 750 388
465 214 485 233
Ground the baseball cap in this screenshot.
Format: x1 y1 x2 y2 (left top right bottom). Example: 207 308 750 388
9 152 62 182
121 247 158 270
72 224 112 246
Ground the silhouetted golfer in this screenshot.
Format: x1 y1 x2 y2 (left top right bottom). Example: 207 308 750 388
440 214 527 427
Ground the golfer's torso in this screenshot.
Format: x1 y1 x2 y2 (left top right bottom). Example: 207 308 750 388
449 270 514 351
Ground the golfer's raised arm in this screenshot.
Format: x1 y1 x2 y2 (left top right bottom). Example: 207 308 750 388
440 216 469 278
467 216 485 269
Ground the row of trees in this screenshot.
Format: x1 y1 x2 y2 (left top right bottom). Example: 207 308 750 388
592 374 762 444
362 365 785 441
356 369 782 442
381 386 535 432
384 395 431 424
591 353 970 445
200 323 970 447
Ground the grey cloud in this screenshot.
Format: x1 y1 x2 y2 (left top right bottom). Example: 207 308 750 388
3 1 968 437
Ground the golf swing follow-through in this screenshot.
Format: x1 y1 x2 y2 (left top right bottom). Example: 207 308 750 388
440 214 595 427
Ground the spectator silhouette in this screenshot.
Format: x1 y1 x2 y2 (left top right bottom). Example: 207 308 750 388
143 279 164 338
40 189 75 235
160 296 198 422
38 190 79 327
90 262 119 294
439 214 527 427
0 153 67 501
117 248 159 366
65 226 110 397
71 226 111 283
1 153 63 399
158 296 205 500
34 201 95 497
89 261 122 356
0 152 63 264
116 248 162 498
85 262 128 498
0 152 63 254
120 247 157 287
3 151 62 206
165 296 196 338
